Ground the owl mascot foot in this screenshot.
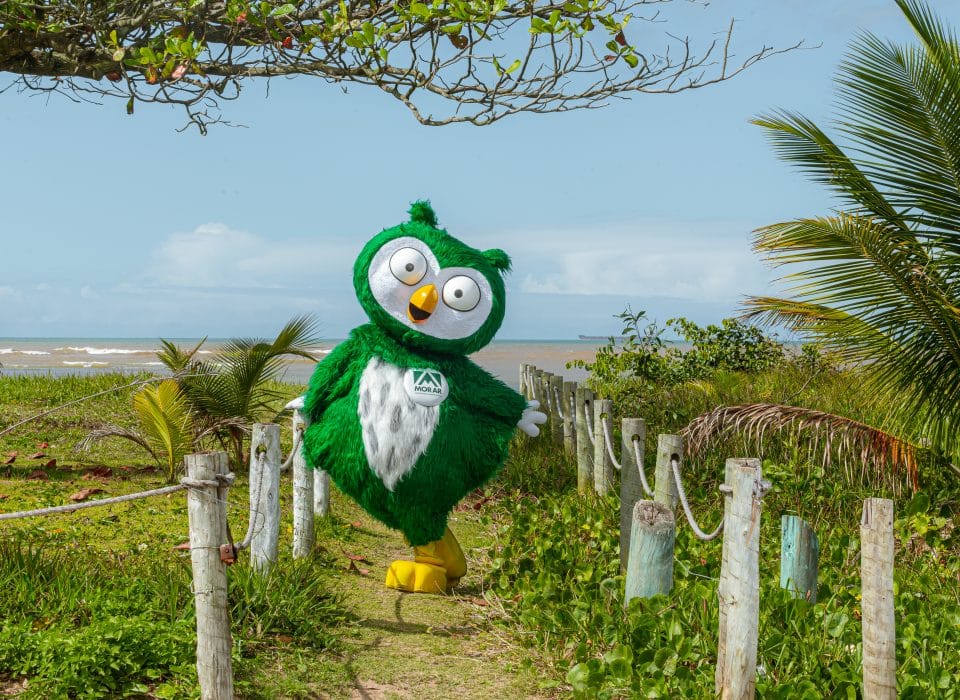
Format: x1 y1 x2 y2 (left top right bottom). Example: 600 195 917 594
299 201 547 596
385 527 467 593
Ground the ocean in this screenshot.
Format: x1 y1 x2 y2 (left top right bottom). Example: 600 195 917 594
0 338 601 389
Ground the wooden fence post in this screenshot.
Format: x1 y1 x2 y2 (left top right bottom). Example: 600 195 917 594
619 417 647 572
593 398 615 496
575 387 593 494
185 451 233 700
533 369 545 408
780 515 819 602
654 434 682 510
562 380 577 456
716 458 762 700
623 500 675 603
549 374 564 444
519 363 528 399
249 423 281 573
861 498 896 700
292 410 314 559
314 470 330 518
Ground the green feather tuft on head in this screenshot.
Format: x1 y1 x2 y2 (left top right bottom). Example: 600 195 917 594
408 200 438 228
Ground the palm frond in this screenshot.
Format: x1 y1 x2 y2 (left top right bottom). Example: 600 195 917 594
157 337 208 374
682 403 920 489
75 424 157 460
133 380 195 482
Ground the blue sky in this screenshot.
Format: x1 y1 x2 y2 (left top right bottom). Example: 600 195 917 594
2 1 958 340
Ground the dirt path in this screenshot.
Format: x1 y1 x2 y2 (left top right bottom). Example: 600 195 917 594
296 493 550 700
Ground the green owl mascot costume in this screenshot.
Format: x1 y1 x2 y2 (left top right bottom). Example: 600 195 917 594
295 201 546 594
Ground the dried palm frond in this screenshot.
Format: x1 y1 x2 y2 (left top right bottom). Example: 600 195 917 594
682 403 920 489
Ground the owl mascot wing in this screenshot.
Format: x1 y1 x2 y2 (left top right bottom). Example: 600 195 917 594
301 201 545 593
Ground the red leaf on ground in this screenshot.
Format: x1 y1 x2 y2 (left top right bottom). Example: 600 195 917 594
69 488 105 502
83 466 112 479
276 634 293 644
173 541 191 551
342 551 370 563
43 459 57 468
3 453 15 465
358 567 371 576
26 470 49 481
472 496 492 510
28 452 45 459
349 520 363 528
467 596 490 607
347 560 370 576
36 442 49 449
0 494 8 500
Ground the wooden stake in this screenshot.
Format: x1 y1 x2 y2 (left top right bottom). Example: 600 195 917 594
249 423 281 573
291 410 314 559
623 500 675 603
314 469 330 518
619 417 647 572
519 363 528 399
654 434 682 510
185 451 233 700
861 498 896 700
575 387 593 494
780 515 819 602
717 458 762 700
562 380 577 456
593 398 614 496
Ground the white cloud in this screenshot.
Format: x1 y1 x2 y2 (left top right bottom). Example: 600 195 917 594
144 223 357 289
503 219 775 302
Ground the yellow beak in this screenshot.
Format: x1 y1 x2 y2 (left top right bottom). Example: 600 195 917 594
407 283 438 323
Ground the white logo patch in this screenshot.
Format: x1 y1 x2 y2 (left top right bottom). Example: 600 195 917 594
403 368 449 407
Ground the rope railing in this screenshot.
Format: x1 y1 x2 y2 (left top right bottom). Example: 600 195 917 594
670 457 723 541
278 425 304 473
552 386 564 419
0 482 194 521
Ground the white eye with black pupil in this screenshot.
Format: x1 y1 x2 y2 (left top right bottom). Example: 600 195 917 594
442 276 481 312
389 248 427 285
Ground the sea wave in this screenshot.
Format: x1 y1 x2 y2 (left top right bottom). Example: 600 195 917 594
67 346 146 355
0 349 50 355
63 361 110 367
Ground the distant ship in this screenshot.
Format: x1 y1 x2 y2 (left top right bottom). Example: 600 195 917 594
578 335 629 342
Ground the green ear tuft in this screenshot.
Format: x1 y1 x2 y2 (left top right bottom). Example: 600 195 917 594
483 248 511 273
408 200 438 227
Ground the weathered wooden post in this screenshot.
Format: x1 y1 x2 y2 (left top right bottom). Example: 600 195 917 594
292 410 314 558
519 364 528 399
549 374 564 444
624 500 675 603
184 451 233 700
533 368 545 408
780 515 819 602
562 380 577 456
314 469 330 518
249 423 281 573
619 417 647 572
654 434 682 510
593 398 615 496
575 387 593 494
861 498 896 700
716 458 763 700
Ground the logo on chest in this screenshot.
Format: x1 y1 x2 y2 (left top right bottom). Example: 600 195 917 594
403 368 449 407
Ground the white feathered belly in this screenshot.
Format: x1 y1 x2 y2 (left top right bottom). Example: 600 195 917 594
357 357 438 491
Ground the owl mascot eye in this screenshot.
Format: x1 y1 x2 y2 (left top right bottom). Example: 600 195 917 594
299 201 546 593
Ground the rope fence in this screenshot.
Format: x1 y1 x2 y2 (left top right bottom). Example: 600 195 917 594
519 362 899 700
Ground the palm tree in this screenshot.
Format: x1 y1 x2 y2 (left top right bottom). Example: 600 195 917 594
159 315 320 468
686 0 960 484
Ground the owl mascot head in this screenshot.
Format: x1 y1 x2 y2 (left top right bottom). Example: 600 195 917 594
300 202 545 593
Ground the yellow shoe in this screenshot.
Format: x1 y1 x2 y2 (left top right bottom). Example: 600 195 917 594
385 560 447 593
436 527 467 580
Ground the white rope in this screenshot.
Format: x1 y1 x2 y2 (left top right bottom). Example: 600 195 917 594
543 380 553 413
569 393 577 427
600 418 622 471
584 401 595 445
0 475 233 522
552 387 564 419
633 439 654 498
671 457 723 541
278 425 304 473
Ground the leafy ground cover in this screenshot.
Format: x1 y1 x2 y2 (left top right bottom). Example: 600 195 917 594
2 369 958 698
0 372 548 698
